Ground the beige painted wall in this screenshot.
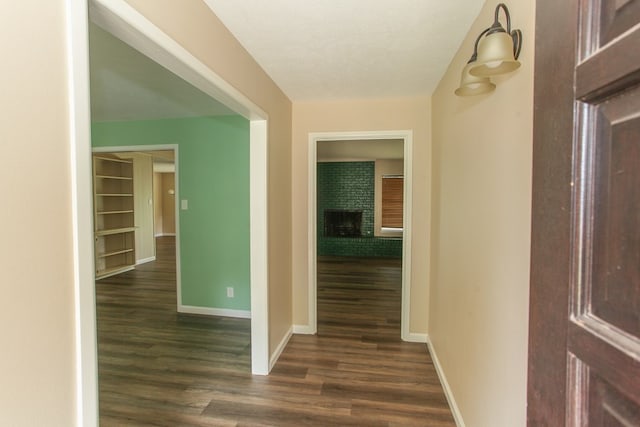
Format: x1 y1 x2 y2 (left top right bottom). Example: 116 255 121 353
429 1 535 426
117 152 156 262
161 173 176 235
153 172 164 236
124 0 293 354
292 96 431 334
0 1 76 425
134 153 156 260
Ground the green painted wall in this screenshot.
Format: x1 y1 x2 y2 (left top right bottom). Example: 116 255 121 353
92 116 250 311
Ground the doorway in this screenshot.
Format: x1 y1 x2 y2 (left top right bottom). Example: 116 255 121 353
92 147 180 300
315 139 405 340
69 1 270 424
308 131 414 340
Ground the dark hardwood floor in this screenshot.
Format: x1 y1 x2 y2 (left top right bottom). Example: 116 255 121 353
96 237 454 426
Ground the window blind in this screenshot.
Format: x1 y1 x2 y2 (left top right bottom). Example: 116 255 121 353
381 176 403 228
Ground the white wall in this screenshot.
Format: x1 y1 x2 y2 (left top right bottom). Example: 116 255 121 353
429 1 535 426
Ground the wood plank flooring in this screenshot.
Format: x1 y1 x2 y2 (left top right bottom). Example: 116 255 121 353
96 237 455 426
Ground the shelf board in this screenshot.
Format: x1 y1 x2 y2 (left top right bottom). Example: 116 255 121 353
97 210 134 215
95 193 134 197
96 227 135 236
95 174 133 180
96 265 135 279
96 248 134 259
94 156 133 164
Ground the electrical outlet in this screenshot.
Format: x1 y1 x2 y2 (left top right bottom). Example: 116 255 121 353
226 287 234 298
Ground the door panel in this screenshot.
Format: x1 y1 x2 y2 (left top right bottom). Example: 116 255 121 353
590 86 640 337
571 0 640 423
589 372 640 426
529 0 640 424
600 0 640 45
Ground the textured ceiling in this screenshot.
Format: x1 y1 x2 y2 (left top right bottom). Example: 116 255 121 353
204 0 485 100
89 23 234 122
89 1 485 121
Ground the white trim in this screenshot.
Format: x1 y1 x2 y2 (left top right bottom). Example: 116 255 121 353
173 147 184 308
292 324 316 335
401 132 413 342
250 120 270 375
269 327 293 371
73 3 271 423
317 157 383 163
179 305 251 319
154 233 176 237
67 0 98 424
136 256 156 265
307 141 318 335
427 338 466 427
307 131 414 340
93 145 176 152
404 332 428 343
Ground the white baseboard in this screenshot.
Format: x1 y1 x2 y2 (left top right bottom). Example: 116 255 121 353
178 305 251 319
404 332 428 343
136 256 156 265
269 326 293 371
426 338 466 427
292 324 316 334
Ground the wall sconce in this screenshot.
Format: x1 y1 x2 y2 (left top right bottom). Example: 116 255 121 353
455 28 496 96
455 3 522 96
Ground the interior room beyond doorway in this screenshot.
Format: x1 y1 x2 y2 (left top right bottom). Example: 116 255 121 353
315 137 407 340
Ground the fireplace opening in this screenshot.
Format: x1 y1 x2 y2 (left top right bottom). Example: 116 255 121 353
324 209 363 237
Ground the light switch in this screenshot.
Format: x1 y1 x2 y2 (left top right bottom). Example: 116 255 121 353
181 199 188 210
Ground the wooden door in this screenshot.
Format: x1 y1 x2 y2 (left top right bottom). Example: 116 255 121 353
528 0 640 425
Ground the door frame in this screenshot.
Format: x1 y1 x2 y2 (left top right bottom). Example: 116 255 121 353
68 1 270 425
307 130 416 341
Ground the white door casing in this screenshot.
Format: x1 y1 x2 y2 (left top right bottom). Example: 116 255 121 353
306 131 416 342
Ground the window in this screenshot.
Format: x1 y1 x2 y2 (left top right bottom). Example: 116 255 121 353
381 175 403 230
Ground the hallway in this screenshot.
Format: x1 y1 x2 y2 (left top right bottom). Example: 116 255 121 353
96 240 453 425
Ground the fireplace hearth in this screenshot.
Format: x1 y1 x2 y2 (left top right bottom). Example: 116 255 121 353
324 209 363 237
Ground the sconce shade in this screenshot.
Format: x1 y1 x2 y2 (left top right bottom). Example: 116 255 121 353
469 31 521 77
455 61 496 96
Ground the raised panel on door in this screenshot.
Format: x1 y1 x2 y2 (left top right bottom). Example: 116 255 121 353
567 0 640 424
590 85 640 337
600 0 640 45
589 370 640 425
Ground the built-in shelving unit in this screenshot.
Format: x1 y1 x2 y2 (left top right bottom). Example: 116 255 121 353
93 154 136 279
